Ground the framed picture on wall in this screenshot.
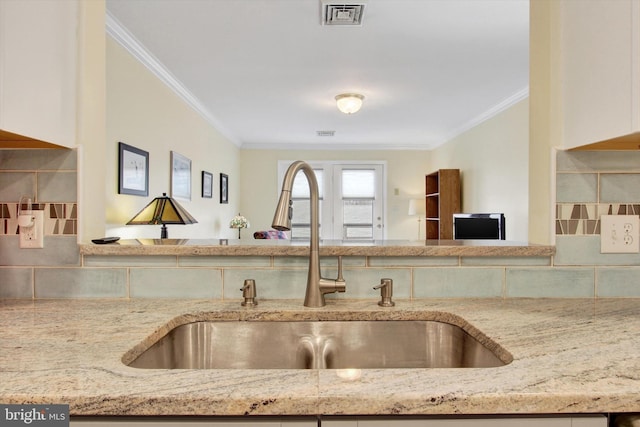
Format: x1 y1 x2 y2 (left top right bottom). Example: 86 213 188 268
202 171 213 198
118 142 149 196
171 151 191 200
220 173 228 204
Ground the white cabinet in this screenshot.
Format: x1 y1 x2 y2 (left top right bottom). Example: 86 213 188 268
323 416 606 427
561 0 640 149
0 0 77 148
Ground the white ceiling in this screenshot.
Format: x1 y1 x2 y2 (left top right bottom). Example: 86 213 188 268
105 0 529 150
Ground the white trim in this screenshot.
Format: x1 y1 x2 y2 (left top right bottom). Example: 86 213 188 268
631 0 639 130
244 142 435 151
439 86 530 148
76 144 83 244
246 89 530 151
550 146 558 246
105 12 240 147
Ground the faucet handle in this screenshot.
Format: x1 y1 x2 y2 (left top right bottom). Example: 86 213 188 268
240 279 258 307
373 278 395 307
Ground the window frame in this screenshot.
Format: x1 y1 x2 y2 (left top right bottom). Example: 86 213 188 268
277 160 387 241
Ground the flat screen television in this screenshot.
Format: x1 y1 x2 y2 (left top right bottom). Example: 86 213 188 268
453 213 505 240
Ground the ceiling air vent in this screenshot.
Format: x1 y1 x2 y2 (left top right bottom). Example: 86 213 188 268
317 130 336 137
321 1 366 26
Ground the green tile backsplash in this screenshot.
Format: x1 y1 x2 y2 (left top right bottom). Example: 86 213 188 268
413 267 503 298
600 174 640 202
0 148 78 239
34 267 127 298
556 150 640 238
129 268 222 298
2 148 640 300
556 173 598 203
505 267 595 298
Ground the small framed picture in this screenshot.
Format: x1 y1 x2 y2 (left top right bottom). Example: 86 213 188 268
118 142 149 196
220 173 228 204
171 151 191 200
202 171 213 198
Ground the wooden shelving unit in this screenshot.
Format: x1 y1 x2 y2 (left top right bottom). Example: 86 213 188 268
425 169 461 240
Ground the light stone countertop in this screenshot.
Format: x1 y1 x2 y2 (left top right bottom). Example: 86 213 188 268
0 298 638 416
79 239 555 257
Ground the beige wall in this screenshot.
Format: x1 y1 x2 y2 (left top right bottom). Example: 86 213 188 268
430 99 529 242
238 100 529 242
528 0 559 245
104 38 241 240
239 149 431 240
77 0 106 242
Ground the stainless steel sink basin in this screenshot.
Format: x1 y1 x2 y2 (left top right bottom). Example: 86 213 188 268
126 320 510 369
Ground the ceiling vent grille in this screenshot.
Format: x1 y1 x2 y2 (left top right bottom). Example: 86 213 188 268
316 130 336 137
321 1 366 26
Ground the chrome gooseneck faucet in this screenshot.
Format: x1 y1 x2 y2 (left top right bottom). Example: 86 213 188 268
272 160 346 307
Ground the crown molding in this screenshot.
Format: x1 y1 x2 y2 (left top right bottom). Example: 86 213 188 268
105 11 527 152
439 87 530 147
243 86 529 152
105 12 240 147
240 142 435 151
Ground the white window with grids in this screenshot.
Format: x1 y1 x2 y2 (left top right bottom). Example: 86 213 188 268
277 161 385 241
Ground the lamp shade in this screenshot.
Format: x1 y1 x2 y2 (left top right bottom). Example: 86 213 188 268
408 198 426 216
335 93 364 114
126 193 197 238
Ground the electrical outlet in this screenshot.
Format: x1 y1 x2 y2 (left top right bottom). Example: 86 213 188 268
600 215 640 253
19 210 44 249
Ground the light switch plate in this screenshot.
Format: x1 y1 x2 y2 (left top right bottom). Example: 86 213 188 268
600 215 640 253
19 210 44 249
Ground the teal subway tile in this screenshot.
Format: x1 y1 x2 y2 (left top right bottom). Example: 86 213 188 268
0 236 80 266
273 256 308 268
600 174 640 203
368 256 458 267
333 268 411 299
179 255 270 267
557 150 640 172
0 172 36 201
34 268 127 298
413 267 503 298
130 268 222 298
38 171 77 202
506 267 594 297
556 173 597 203
0 268 33 298
555 235 640 266
339 256 366 267
0 149 76 171
273 256 365 267
462 256 551 266
84 255 177 267
223 268 307 300
596 267 640 297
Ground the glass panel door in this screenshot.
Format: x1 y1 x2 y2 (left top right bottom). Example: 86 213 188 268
334 165 384 241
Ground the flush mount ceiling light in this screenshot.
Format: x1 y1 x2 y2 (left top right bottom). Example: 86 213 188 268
335 93 364 114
